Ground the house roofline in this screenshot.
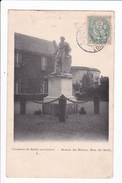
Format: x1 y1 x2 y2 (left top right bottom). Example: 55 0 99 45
71 66 100 73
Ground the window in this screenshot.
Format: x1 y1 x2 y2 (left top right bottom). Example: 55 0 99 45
15 53 22 68
40 81 48 94
15 80 21 94
41 57 47 71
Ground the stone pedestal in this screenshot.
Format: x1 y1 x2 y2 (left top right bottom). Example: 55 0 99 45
43 73 78 115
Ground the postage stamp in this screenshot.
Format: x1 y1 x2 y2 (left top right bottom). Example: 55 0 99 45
88 16 111 44
76 16 111 53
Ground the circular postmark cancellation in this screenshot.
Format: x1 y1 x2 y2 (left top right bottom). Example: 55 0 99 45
76 16 111 53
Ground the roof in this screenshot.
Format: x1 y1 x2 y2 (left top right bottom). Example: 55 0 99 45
15 33 56 55
71 66 100 73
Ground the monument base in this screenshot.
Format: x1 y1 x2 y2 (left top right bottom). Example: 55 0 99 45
43 73 78 116
42 102 78 116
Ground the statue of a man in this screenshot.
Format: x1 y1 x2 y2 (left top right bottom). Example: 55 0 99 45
52 36 72 74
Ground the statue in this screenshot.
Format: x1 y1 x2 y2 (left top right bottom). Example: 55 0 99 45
52 36 72 75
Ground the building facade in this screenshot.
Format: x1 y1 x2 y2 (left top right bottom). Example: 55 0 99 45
14 33 55 96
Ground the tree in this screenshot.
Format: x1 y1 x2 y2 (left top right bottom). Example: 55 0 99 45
73 82 80 92
82 73 93 92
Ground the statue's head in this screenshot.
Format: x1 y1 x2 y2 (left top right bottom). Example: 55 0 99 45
60 36 65 42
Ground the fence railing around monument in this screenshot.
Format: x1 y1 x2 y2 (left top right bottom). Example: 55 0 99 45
33 95 87 116
19 94 88 115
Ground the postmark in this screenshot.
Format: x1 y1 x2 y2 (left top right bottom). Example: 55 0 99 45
76 16 111 53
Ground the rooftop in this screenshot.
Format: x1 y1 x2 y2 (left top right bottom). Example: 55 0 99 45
15 33 56 55
71 66 100 73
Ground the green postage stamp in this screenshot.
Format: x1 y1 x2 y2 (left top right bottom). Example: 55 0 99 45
88 16 111 44
76 15 111 53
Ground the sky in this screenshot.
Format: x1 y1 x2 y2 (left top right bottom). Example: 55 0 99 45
8 10 114 76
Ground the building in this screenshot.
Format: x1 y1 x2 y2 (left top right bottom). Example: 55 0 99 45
14 32 55 97
14 33 101 98
71 66 100 86
70 66 100 94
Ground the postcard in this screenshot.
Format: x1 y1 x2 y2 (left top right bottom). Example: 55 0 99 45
7 10 114 178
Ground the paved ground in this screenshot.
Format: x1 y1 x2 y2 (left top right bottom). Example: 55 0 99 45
14 101 108 141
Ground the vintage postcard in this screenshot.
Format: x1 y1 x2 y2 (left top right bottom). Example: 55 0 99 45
7 10 114 178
